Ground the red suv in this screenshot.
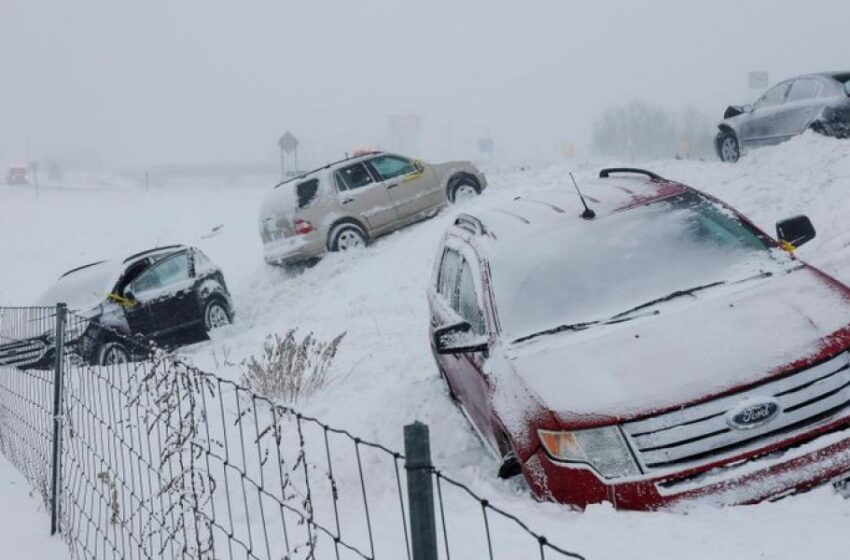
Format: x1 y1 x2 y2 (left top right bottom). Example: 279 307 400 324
428 168 850 510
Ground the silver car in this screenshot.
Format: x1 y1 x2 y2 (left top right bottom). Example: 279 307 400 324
716 71 850 162
259 152 487 265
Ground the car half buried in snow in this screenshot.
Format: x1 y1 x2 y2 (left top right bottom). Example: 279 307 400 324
259 152 486 265
428 167 850 510
0 245 233 368
715 71 850 162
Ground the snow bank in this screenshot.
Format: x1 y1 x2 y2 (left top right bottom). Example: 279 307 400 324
3 138 850 557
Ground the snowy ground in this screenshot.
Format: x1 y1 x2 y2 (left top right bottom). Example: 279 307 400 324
3 134 850 558
0 455 67 559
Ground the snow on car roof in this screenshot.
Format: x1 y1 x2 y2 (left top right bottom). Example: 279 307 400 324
122 244 186 265
462 174 689 245
272 152 387 188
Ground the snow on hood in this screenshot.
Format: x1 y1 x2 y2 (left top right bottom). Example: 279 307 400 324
504 266 850 420
35 260 122 311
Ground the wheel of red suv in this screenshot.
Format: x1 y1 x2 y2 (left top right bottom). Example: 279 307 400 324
204 299 231 335
97 341 130 366
449 176 480 203
717 131 740 163
329 223 367 252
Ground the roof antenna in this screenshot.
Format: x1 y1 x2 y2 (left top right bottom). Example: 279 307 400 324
570 173 596 220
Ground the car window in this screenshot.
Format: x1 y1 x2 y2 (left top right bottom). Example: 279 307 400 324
457 259 485 334
368 155 415 181
787 79 822 102
194 249 214 274
334 172 348 192
295 178 319 208
337 163 374 190
437 248 461 306
755 82 791 109
131 253 191 294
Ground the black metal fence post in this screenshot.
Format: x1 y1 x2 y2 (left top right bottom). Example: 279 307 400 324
49 303 67 535
404 422 438 560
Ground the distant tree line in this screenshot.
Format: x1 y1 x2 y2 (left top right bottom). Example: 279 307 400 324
592 101 715 161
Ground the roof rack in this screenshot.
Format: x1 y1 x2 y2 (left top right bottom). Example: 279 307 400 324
454 214 487 235
122 244 186 264
273 152 385 189
599 168 667 181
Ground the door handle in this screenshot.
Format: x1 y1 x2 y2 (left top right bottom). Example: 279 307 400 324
387 183 399 190
342 197 354 204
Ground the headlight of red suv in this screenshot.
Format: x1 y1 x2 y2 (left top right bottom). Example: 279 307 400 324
538 427 640 479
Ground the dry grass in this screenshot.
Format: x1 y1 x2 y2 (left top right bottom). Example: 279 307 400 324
240 329 346 404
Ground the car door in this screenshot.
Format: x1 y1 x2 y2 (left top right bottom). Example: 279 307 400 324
125 252 198 343
431 247 496 449
365 154 442 220
780 78 825 137
740 81 791 145
335 162 399 233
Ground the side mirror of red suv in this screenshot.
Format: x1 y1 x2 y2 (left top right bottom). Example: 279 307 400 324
434 321 488 355
776 215 816 250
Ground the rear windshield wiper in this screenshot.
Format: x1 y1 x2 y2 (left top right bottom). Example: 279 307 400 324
513 280 725 345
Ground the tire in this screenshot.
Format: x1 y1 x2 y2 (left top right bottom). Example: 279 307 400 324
329 223 367 252
203 299 231 335
494 431 522 479
449 176 480 203
97 341 130 366
717 131 740 163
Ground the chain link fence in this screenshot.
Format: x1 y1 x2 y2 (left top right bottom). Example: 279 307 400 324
0 305 586 559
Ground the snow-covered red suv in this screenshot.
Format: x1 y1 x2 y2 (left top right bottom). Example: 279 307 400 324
427 168 850 510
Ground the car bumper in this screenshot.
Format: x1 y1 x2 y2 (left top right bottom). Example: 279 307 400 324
525 417 850 510
262 232 325 265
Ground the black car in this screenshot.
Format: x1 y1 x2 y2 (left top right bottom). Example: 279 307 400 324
716 72 850 162
0 245 233 368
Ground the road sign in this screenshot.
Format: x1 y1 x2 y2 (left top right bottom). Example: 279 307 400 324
278 132 299 154
749 71 769 89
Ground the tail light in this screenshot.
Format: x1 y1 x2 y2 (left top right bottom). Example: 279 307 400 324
294 219 313 235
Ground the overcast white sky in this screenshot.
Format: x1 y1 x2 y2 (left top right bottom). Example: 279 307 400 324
1 0 848 167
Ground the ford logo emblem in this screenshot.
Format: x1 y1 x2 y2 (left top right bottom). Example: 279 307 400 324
726 398 782 430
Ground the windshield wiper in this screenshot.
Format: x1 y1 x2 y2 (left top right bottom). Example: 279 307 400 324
513 320 599 344
609 280 725 320
513 280 725 345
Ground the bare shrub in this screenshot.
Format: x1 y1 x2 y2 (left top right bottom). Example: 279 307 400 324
240 330 346 403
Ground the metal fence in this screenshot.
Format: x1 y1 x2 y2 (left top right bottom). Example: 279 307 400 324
0 305 586 560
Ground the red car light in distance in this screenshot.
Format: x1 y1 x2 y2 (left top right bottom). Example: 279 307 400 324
294 219 313 235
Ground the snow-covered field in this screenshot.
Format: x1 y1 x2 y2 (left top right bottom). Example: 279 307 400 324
3 134 850 558
0 455 66 559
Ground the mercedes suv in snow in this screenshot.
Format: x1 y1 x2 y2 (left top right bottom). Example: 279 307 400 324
428 168 850 510
716 71 850 162
259 152 487 265
0 245 233 368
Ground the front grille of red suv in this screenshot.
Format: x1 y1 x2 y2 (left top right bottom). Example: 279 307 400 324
623 352 850 471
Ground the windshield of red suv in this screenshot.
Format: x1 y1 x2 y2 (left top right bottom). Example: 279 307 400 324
490 192 787 342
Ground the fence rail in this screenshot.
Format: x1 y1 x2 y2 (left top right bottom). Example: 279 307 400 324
0 305 586 559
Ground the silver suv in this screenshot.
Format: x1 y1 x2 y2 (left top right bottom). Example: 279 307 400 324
259 152 487 265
